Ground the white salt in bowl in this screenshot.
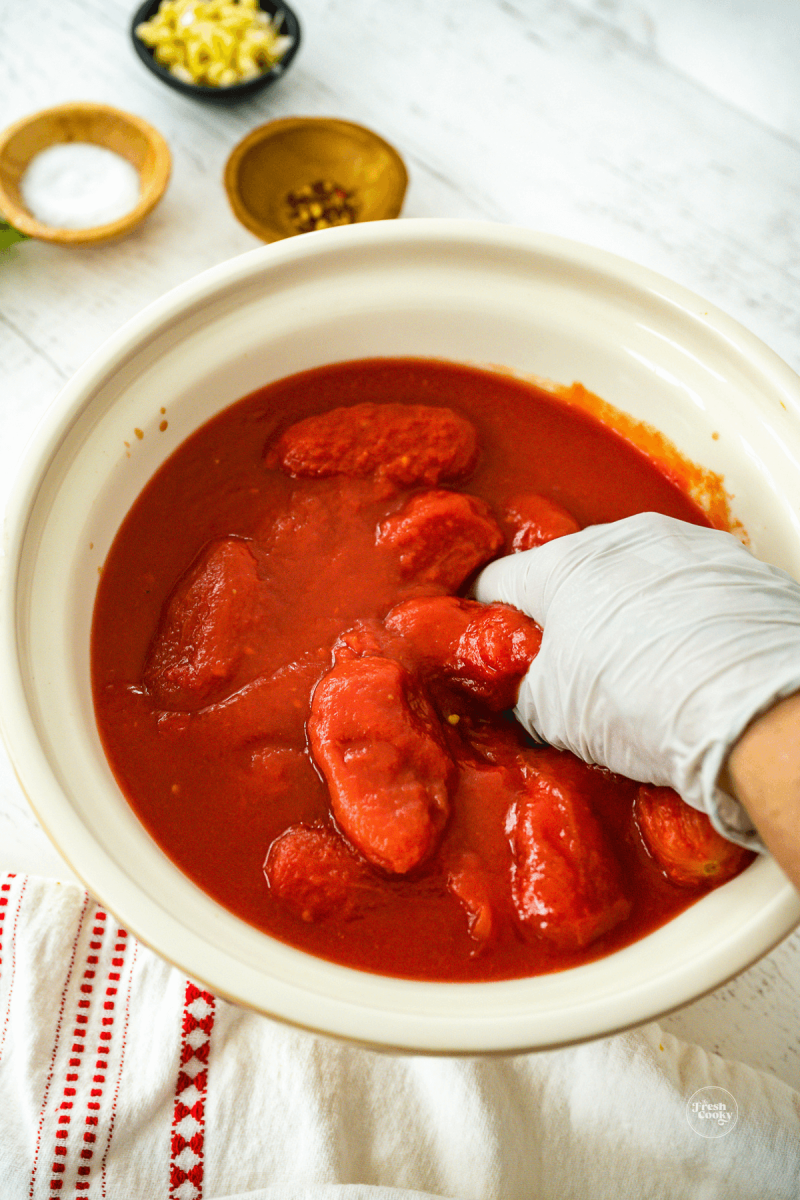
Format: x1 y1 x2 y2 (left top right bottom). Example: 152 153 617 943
0 102 170 245
3 220 800 1052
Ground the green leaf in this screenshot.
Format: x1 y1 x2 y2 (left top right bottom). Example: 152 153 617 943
0 219 30 250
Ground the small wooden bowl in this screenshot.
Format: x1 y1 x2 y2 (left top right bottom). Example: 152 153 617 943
224 117 408 243
0 102 171 245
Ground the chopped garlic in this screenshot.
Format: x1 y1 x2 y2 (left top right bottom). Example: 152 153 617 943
136 0 292 87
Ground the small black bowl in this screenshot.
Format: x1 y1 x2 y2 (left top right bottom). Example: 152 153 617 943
130 0 301 103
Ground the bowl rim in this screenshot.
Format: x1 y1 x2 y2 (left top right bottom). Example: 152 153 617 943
0 101 171 245
223 115 409 241
3 219 800 1052
130 0 301 100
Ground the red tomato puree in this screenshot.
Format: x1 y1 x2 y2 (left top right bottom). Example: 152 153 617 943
92 359 752 981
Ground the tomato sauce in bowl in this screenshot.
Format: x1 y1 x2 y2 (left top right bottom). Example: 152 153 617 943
91 358 752 981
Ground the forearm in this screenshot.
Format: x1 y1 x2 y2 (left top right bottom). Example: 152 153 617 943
721 691 800 891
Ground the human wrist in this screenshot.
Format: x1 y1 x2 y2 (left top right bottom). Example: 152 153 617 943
721 690 800 886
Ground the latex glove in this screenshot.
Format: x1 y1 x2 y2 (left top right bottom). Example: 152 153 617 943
474 512 800 848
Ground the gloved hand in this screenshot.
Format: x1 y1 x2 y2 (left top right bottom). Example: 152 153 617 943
474 512 800 848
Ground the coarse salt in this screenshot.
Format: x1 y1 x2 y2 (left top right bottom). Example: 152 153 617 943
20 142 141 230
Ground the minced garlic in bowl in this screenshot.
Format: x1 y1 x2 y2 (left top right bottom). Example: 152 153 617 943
132 0 299 96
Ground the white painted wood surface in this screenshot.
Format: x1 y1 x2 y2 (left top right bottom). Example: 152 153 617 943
2 0 800 1087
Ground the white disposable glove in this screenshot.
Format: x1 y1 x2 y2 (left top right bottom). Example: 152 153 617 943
474 512 800 849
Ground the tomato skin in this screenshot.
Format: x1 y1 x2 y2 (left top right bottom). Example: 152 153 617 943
453 605 542 710
265 824 376 922
511 750 631 949
143 536 272 711
377 489 504 592
443 758 521 949
634 785 752 887
384 595 476 665
308 657 455 874
273 402 479 487
504 493 581 551
447 850 495 946
383 595 541 710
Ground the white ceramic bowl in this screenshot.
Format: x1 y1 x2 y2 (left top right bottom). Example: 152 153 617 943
4 220 800 1053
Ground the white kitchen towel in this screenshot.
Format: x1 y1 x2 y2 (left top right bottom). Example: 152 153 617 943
1 872 799 1200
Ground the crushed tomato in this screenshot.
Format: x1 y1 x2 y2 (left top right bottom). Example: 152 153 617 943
91 358 752 981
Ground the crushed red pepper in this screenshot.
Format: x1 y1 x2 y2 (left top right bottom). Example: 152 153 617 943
285 179 359 232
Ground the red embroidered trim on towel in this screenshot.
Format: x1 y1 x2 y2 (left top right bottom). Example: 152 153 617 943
0 872 24 1062
29 891 90 1199
23 898 135 1200
169 981 216 1200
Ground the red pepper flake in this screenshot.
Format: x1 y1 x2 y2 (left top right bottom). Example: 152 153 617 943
285 179 359 233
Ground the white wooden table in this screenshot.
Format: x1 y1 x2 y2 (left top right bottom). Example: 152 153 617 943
2 0 800 1088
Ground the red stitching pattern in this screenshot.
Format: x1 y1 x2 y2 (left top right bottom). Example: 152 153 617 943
0 873 24 1064
46 911 113 1196
99 938 137 1199
29 892 90 1200
76 920 130 1195
169 982 216 1200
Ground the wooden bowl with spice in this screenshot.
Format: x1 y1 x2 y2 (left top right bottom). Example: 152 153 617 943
0 102 171 246
224 116 408 242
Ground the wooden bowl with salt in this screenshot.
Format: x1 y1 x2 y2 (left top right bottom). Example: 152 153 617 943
0 102 171 245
